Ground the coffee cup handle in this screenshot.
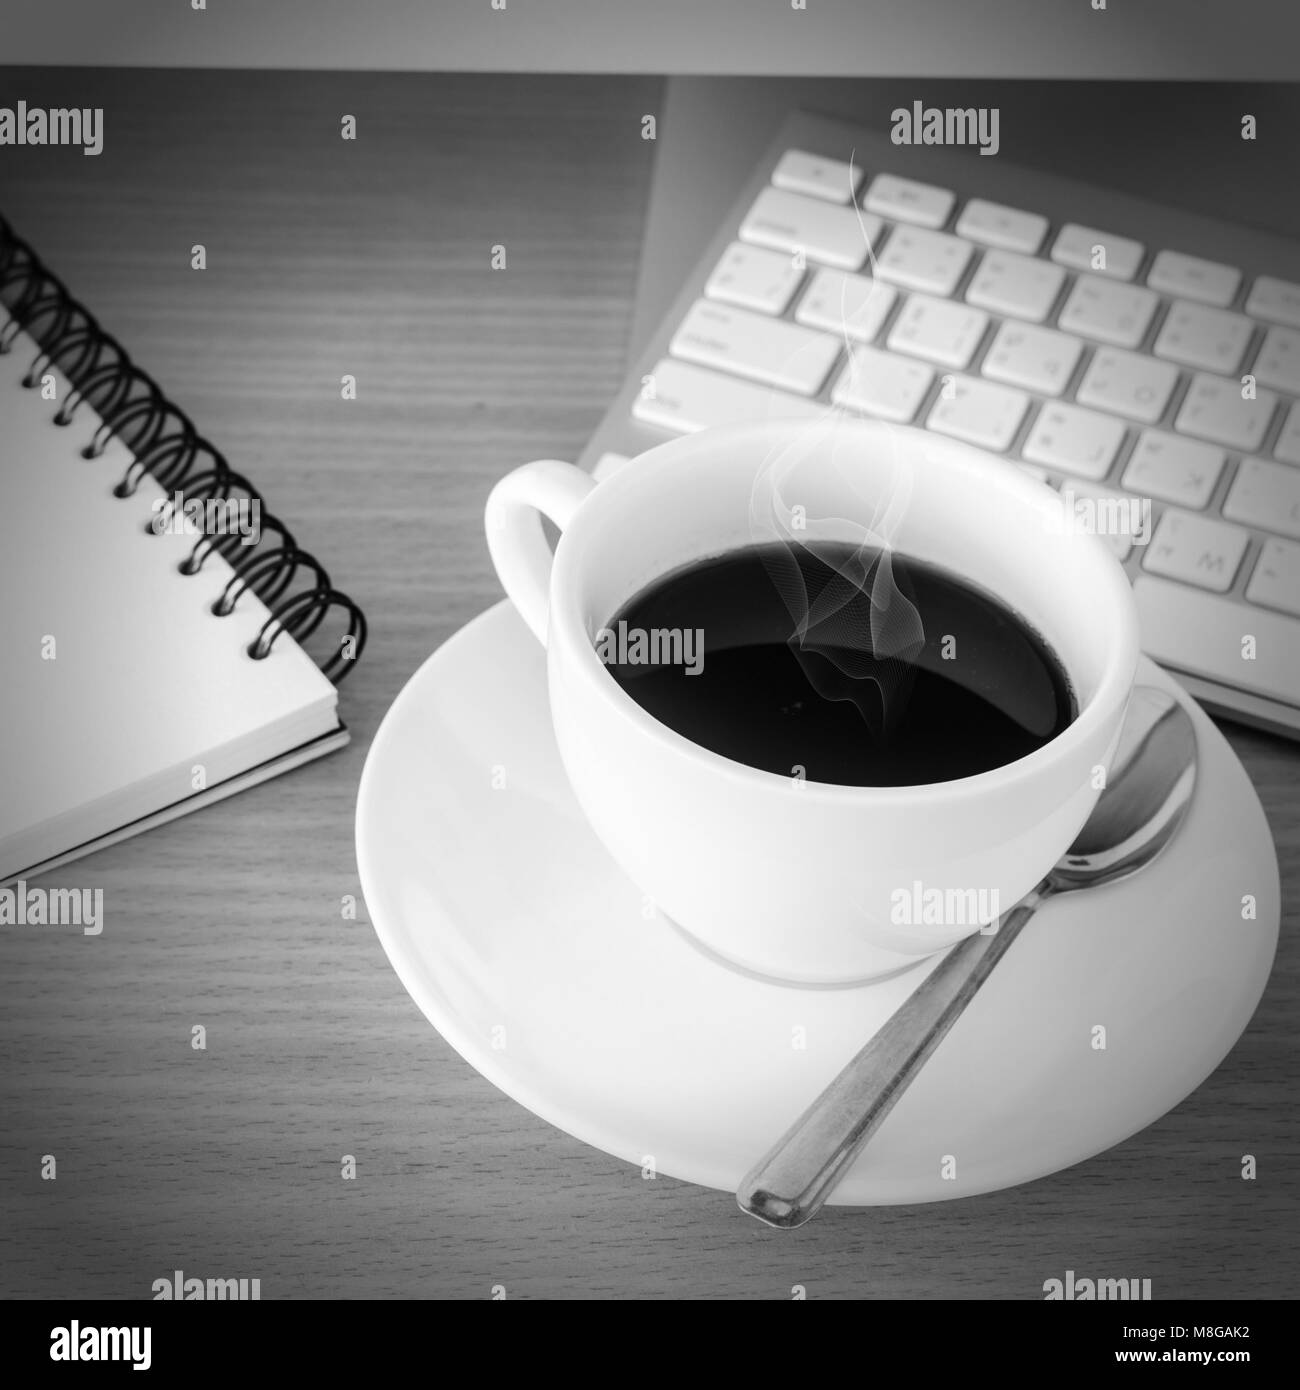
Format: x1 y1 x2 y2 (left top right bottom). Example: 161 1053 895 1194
484 459 597 645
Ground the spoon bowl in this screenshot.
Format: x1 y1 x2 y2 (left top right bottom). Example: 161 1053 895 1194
1053 685 1198 891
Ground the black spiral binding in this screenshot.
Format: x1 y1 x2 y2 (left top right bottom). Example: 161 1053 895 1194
0 214 366 684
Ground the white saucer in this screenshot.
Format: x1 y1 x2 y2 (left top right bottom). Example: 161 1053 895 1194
356 601 1280 1205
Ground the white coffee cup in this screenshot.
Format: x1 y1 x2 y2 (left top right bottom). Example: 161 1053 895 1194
485 417 1139 984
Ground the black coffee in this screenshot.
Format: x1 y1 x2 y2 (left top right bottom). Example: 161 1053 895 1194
600 542 1075 786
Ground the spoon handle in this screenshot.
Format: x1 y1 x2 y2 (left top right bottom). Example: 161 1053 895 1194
737 892 1043 1228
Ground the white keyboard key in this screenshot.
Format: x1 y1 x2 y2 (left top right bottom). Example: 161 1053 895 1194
1136 576 1300 704
1076 347 1179 424
955 199 1047 254
1154 300 1254 374
1223 457 1300 540
864 173 954 229
1275 403 1300 465
634 359 826 434
740 187 877 271
1246 275 1300 329
1058 274 1159 349
1174 372 1277 452
886 294 989 370
1146 251 1241 308
771 149 863 204
592 451 631 480
981 321 1083 396
1021 402 1126 480
1252 326 1300 396
1051 224 1145 281
925 374 1029 452
874 226 973 297
1142 508 1249 592
1055 481 1139 561
670 299 840 396
705 241 804 315
1122 430 1225 510
1246 538 1300 617
1019 463 1052 483
831 348 933 422
795 268 897 343
965 249 1065 323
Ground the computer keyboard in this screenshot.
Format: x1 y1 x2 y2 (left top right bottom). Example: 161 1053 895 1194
576 110 1300 738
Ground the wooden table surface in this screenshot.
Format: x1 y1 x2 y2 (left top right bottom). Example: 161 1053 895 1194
1 69 1296 1300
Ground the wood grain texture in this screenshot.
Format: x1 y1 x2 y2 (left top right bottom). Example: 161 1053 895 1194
0 69 1296 1301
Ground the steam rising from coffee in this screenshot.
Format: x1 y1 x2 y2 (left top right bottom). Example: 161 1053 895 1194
740 151 926 738
748 430 926 737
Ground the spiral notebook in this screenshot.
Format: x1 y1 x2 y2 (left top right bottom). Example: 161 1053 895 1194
0 217 367 884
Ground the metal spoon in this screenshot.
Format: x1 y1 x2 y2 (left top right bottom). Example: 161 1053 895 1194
737 684 1198 1228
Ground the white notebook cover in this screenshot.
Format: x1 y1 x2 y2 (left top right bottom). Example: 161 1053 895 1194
0 316 343 882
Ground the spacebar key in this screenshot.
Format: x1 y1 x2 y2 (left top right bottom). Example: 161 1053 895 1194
633 359 826 434
1134 576 1300 705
